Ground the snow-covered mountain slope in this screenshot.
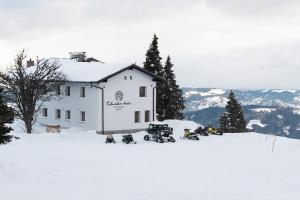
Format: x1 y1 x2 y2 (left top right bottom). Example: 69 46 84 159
184 88 226 98
251 108 276 113
247 119 266 129
183 88 300 112
1 120 300 200
184 88 300 138
186 96 228 111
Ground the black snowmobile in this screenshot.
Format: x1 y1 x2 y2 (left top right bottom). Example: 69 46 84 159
105 134 116 143
122 134 137 144
181 128 199 140
194 127 209 136
144 123 176 143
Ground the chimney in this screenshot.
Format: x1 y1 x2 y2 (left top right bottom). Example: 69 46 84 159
69 52 86 62
26 59 34 68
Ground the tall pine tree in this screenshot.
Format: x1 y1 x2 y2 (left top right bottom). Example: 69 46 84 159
144 34 165 121
163 56 185 120
218 91 247 133
0 88 14 145
218 112 229 133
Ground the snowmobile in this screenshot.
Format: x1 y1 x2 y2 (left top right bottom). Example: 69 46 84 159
181 128 199 140
205 126 223 136
144 123 176 143
194 127 209 136
105 133 116 143
122 134 137 144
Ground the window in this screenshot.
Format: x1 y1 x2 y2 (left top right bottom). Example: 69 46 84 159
145 110 150 122
80 87 85 97
124 76 127 80
139 86 147 97
130 76 132 80
134 111 140 123
65 110 71 120
42 108 48 118
65 86 70 96
80 111 86 122
56 86 61 95
55 109 61 119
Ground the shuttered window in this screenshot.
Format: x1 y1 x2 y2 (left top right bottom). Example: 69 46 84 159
42 108 48 118
80 111 86 122
80 87 85 97
145 110 150 122
55 109 61 119
66 110 71 120
56 86 61 95
134 111 140 123
65 86 71 96
139 86 146 97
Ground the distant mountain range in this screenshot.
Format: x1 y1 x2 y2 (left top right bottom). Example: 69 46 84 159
183 88 300 139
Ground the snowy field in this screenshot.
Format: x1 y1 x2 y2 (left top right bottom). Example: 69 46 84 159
1 120 300 200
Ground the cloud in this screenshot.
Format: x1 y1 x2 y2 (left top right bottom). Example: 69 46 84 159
0 0 87 38
207 0 300 17
0 0 200 39
0 0 300 89
85 0 200 22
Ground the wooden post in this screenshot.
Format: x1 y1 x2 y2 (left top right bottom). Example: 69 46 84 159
272 136 277 153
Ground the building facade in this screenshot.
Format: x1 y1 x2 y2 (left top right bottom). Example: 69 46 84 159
37 59 159 134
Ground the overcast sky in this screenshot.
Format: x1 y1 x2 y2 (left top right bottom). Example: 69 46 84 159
1 0 300 90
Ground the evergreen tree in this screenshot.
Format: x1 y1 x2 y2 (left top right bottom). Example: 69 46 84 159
218 91 247 133
144 34 165 121
218 112 229 133
163 56 185 120
0 88 14 145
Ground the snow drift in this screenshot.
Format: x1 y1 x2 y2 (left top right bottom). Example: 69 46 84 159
1 120 300 200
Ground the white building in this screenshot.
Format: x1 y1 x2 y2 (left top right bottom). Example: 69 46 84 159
37 56 160 134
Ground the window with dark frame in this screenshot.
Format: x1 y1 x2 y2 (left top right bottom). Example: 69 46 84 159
134 111 140 123
55 109 61 119
42 108 48 118
130 76 132 80
139 86 146 97
145 110 150 122
80 111 86 122
65 86 71 96
66 110 71 120
56 86 61 95
80 87 85 97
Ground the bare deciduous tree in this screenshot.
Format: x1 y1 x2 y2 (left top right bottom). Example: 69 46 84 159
0 50 66 133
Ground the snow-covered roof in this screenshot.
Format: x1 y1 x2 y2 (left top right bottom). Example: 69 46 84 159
27 58 160 82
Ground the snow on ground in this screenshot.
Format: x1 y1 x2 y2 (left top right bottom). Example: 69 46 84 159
293 109 300 115
1 120 300 200
184 89 226 98
283 126 291 136
277 115 283 119
208 89 226 95
294 96 300 104
241 97 264 105
247 119 266 129
251 108 276 113
195 96 228 110
271 89 296 93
